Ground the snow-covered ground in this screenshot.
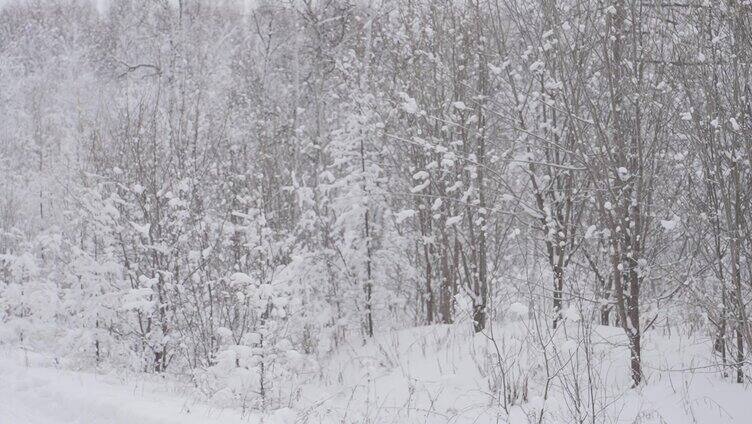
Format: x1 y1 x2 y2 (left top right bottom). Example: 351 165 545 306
0 348 294 424
296 321 752 423
1 322 750 423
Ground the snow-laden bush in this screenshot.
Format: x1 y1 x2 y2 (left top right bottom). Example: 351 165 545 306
200 333 316 411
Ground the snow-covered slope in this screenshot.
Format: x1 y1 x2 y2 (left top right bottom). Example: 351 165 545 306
1 321 749 424
297 321 750 423
0 348 294 424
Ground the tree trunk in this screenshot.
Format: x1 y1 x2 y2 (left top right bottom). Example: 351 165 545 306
473 303 486 333
552 265 563 328
440 232 453 324
600 306 611 326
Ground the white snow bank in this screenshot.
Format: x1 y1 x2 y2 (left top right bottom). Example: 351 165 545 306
0 348 295 424
2 322 751 424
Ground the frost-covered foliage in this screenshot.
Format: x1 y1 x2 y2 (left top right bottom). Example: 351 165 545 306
1 0 752 421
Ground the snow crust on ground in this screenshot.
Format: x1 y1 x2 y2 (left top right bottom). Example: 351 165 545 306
0 348 294 424
1 322 750 423
299 322 752 423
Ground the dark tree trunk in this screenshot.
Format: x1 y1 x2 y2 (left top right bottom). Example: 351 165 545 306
440 233 453 324
473 303 486 333
552 266 563 329
736 326 744 383
629 333 641 387
600 306 611 326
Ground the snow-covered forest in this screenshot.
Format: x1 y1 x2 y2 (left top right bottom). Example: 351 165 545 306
1 0 751 422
